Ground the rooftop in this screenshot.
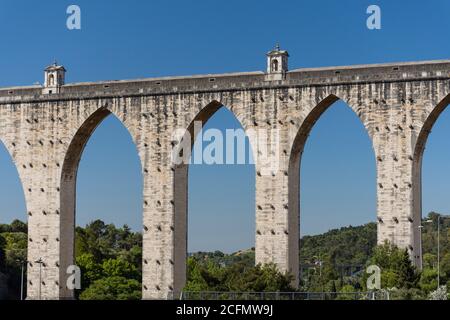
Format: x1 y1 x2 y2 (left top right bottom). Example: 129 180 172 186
0 59 449 93
44 61 66 72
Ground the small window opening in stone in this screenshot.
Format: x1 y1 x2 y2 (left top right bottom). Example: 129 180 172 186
48 74 55 86
272 59 279 72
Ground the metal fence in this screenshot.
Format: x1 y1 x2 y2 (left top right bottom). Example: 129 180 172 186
179 291 389 300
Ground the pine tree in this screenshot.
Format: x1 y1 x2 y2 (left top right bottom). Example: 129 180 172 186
397 249 418 289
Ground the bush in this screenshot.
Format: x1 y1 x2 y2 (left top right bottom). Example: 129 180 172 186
428 286 448 300
79 276 141 300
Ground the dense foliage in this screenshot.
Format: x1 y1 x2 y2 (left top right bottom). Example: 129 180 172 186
0 212 449 300
0 219 142 300
297 213 450 299
185 250 294 293
74 220 142 300
299 223 377 266
0 220 27 299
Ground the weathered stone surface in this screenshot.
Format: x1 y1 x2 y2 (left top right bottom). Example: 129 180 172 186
0 59 449 299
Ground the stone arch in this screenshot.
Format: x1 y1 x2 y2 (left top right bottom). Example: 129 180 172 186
48 74 54 86
287 94 376 276
412 93 450 267
272 59 279 72
184 100 224 147
0 137 28 208
172 99 255 293
0 136 28 299
59 105 142 298
0 136 28 210
413 93 450 172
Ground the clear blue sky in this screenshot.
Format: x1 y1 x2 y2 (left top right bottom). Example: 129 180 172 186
0 0 449 253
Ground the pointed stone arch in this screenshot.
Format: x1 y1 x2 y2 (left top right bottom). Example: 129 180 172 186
411 93 450 268
413 94 450 168
287 94 376 284
0 139 28 300
0 136 28 212
171 99 256 294
59 105 142 298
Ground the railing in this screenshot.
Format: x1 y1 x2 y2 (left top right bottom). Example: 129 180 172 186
179 291 389 300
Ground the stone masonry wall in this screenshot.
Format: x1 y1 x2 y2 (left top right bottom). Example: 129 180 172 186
0 61 448 299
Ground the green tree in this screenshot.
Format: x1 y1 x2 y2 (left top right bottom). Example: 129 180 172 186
381 270 399 289
397 249 418 289
418 268 438 293
1 232 27 269
102 257 139 280
184 257 210 291
423 253 437 269
79 276 141 300
0 230 27 299
299 223 377 267
185 257 294 293
76 253 103 289
9 220 27 233
0 234 6 269
336 284 356 300
329 280 337 294
368 242 418 290
73 221 143 299
439 252 450 283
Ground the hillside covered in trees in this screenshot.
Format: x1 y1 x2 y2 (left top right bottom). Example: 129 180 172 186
186 213 449 299
0 212 449 299
0 220 143 300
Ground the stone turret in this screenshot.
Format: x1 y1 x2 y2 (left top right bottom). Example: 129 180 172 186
43 61 66 94
266 44 289 81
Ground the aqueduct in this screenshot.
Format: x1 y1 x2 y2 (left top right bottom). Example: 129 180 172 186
0 48 449 299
